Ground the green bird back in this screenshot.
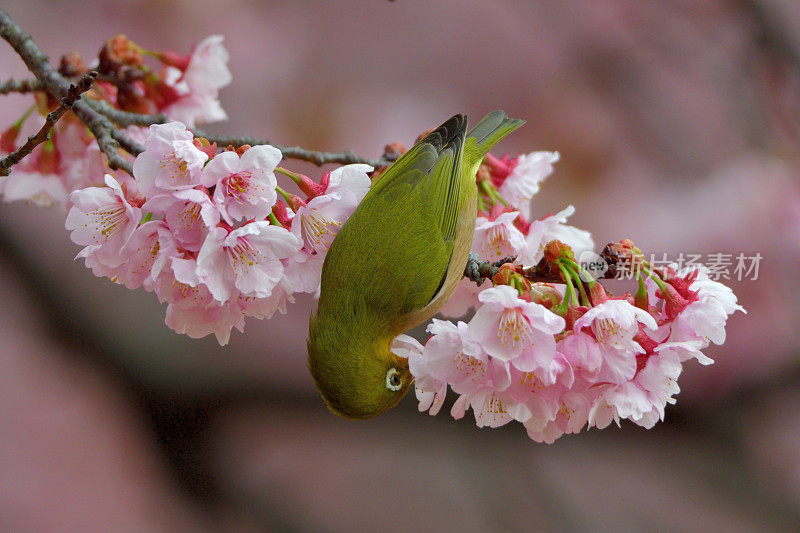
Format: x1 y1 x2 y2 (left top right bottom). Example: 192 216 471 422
308 111 524 419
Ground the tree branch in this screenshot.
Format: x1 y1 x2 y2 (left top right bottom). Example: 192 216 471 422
0 71 97 176
0 78 40 94
87 99 396 167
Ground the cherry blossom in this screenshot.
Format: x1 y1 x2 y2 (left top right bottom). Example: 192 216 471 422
517 205 593 265
65 174 142 277
571 299 658 383
131 122 209 195
468 285 565 373
472 211 527 261
195 221 301 303
496 151 560 215
204 145 281 224
286 164 372 293
160 35 231 126
165 298 245 346
143 188 220 252
1 169 67 207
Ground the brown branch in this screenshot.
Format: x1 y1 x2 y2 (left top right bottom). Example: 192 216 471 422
0 78 40 94
0 71 97 176
192 130 395 167
85 98 168 129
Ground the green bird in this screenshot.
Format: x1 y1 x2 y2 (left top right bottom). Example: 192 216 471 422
308 111 524 419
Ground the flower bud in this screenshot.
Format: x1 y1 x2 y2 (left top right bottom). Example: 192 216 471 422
272 201 293 227
193 137 218 159
98 35 143 74
58 53 88 77
383 142 406 160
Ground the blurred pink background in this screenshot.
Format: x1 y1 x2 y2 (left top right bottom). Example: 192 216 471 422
1 0 799 530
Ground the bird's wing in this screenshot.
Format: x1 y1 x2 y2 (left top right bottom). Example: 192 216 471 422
369 114 466 244
321 115 469 325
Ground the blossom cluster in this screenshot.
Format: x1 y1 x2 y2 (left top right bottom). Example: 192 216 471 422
63 122 371 344
394 153 745 442
0 34 231 207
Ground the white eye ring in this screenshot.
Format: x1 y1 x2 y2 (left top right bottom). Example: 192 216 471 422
385 367 402 391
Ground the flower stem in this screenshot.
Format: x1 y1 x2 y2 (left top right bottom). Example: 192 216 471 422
564 258 597 289
13 104 35 129
480 179 507 206
268 212 284 227
554 263 578 313
275 166 302 184
568 267 590 307
275 185 292 203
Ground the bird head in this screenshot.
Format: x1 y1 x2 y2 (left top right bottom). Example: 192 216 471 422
307 320 413 419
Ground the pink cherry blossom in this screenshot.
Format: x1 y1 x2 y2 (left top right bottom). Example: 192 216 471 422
526 390 590 444
195 221 301 303
392 334 448 415
161 35 231 126
165 298 244 346
65 174 142 276
1 169 67 207
119 220 179 290
572 299 658 383
468 285 565 373
181 35 232 93
55 119 108 193
472 211 527 261
436 277 483 318
157 257 244 345
154 258 216 307
131 122 209 196
517 205 594 266
239 277 296 321
588 347 682 429
558 329 604 375
467 389 531 428
286 164 372 293
324 163 372 202
204 145 281 224
497 151 559 215
143 188 220 252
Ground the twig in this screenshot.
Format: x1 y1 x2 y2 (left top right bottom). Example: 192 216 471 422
0 78 40 94
193 131 395 167
85 98 168 129
464 253 518 285
1 71 97 176
86 99 396 167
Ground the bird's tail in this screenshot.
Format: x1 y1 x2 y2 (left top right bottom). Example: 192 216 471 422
464 110 525 175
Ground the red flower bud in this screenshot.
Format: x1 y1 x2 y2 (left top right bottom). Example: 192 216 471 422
58 52 88 78
272 201 293 227
193 138 218 159
98 35 143 74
